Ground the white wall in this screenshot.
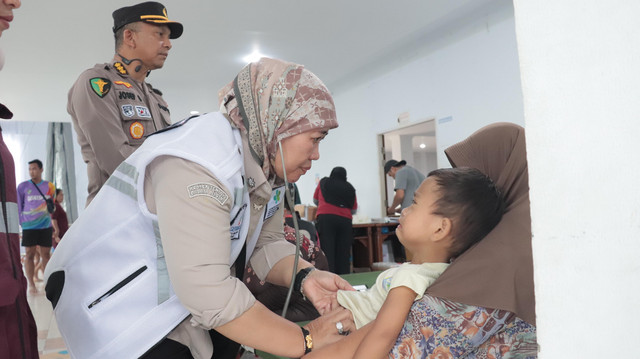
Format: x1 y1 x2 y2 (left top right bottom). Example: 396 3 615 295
515 0 640 357
296 3 525 218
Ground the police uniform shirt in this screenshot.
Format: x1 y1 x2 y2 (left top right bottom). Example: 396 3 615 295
143 136 296 356
68 61 171 204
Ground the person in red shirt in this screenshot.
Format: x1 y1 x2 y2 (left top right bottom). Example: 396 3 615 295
313 167 358 274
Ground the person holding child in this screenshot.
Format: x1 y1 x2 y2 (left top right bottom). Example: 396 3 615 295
306 167 505 358
394 122 537 357
305 123 537 357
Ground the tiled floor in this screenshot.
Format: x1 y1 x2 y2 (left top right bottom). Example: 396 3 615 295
27 279 70 358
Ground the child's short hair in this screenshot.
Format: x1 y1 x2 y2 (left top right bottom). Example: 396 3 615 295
427 167 505 258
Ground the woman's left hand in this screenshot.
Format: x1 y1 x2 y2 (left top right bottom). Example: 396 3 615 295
303 270 355 314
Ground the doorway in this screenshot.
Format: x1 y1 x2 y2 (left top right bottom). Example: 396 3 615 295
378 119 437 216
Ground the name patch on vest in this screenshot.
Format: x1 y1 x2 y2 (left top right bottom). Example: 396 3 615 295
187 182 229 205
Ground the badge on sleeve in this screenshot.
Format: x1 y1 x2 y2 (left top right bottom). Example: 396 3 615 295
187 182 229 205
89 78 111 98
129 121 144 139
264 186 284 220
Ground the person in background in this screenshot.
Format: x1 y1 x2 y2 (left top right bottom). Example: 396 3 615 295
32 249 43 282
17 159 55 294
384 159 425 216
0 0 40 357
314 166 357 274
292 182 302 205
51 188 69 249
68 1 182 205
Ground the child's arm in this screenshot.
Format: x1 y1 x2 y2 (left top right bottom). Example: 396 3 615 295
353 286 417 359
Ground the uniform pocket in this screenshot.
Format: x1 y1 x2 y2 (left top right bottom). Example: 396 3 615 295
88 265 148 309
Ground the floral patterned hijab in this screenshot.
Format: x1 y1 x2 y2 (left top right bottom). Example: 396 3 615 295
426 122 536 326
218 58 338 183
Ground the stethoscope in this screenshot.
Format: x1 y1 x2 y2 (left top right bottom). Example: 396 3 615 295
221 101 303 317
278 140 303 318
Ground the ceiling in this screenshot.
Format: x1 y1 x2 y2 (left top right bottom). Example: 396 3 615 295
0 0 508 124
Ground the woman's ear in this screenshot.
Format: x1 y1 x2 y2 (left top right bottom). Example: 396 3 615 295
432 217 453 242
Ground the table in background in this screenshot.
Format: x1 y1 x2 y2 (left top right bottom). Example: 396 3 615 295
254 271 382 359
352 221 399 268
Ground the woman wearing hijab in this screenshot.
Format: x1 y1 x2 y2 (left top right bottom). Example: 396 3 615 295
388 122 537 357
313 166 358 274
45 58 356 359
304 123 537 358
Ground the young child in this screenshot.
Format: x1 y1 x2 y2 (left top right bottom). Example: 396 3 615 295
308 167 505 359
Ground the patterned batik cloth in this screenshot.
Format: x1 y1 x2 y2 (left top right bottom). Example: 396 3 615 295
390 295 538 359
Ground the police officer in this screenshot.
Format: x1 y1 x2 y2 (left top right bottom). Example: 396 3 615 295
68 1 183 205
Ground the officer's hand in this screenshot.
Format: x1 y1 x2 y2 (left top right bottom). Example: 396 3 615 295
302 270 355 315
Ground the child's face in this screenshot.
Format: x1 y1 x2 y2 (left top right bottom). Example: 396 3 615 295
396 177 443 249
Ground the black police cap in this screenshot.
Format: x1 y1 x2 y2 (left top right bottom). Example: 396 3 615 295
112 1 183 39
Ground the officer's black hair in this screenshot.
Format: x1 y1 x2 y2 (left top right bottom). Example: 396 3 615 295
114 22 140 51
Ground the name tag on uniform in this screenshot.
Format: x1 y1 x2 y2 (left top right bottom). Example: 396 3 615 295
264 186 284 221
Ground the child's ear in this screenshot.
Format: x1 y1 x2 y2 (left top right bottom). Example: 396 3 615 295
433 217 453 242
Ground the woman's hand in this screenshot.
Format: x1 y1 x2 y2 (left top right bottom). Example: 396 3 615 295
302 269 355 314
305 307 355 351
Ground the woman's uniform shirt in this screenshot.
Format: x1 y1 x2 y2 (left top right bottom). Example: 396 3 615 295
144 134 296 357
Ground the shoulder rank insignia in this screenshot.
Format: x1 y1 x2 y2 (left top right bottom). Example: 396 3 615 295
113 62 128 75
89 78 112 98
114 80 132 88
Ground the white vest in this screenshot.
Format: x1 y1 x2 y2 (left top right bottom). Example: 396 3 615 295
45 112 264 359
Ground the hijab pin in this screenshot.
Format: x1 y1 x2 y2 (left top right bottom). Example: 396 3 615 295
248 177 256 188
